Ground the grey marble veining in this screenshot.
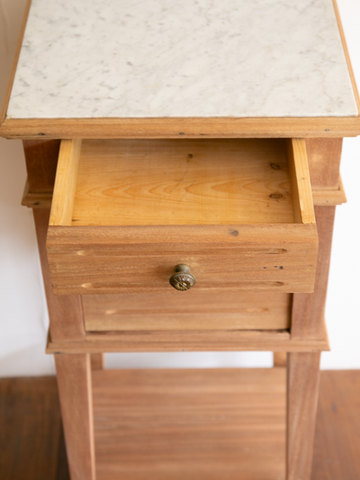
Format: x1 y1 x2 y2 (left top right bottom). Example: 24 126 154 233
6 0 358 119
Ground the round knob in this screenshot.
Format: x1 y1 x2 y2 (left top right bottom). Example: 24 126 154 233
169 264 196 291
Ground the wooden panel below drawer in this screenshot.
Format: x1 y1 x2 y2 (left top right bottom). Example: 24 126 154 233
83 292 291 332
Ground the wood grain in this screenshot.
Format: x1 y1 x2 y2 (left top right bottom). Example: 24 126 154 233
21 140 60 208
93 368 286 480
3 372 360 480
306 138 343 190
47 223 318 295
291 136 342 341
46 327 329 354
73 139 294 226
48 137 318 295
83 292 291 332
22 139 60 192
32 208 85 341
312 371 360 480
312 177 346 206
50 139 82 226
20 180 347 209
21 180 53 208
55 354 95 480
287 139 315 224
287 352 321 480
0 377 64 480
291 207 336 340
1 116 360 140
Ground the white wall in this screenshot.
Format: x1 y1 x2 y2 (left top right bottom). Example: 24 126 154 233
0 0 55 376
0 0 359 376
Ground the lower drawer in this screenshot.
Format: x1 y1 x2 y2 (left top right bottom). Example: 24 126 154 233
83 292 291 332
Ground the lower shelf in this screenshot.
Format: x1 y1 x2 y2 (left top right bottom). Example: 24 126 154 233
92 368 286 480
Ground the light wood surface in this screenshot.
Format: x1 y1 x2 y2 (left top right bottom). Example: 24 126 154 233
4 372 360 480
47 223 318 295
312 370 360 480
83 292 291 331
92 368 286 480
23 185 347 208
287 139 315 224
306 138 343 190
291 135 342 341
287 352 321 480
22 180 53 208
311 177 346 206
21 183 347 209
32 208 85 341
21 181 347 209
291 206 336 340
55 354 95 480
73 139 294 226
20 137 347 209
1 116 360 139
50 139 82 226
47 137 318 294
46 327 329 354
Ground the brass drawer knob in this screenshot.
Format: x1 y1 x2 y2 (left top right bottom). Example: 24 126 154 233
169 264 196 291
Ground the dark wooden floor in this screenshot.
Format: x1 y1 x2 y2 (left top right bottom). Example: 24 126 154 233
0 376 70 480
0 370 359 480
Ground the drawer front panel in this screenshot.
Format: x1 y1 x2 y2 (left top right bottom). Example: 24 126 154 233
47 224 317 295
83 292 291 332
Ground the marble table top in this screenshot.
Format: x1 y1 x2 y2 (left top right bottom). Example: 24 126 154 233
6 0 358 119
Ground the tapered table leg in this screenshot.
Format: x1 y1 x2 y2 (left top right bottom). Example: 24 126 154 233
287 352 321 480
55 353 96 480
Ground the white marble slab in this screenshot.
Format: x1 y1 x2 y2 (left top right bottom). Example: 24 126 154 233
6 0 358 119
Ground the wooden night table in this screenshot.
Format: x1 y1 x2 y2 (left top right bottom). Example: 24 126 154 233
1 0 359 479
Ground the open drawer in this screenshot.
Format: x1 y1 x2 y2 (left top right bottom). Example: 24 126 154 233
46 138 318 295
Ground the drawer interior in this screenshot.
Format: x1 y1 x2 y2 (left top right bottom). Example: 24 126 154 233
50 138 314 228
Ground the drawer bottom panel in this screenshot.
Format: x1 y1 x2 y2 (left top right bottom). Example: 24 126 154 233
83 292 291 332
